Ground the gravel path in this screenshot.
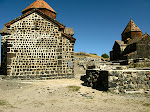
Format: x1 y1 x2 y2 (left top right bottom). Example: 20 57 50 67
0 75 150 112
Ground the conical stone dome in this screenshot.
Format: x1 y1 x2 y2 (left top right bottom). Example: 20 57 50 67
122 19 142 43
22 0 57 19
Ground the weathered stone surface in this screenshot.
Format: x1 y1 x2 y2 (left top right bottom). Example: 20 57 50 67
83 70 150 94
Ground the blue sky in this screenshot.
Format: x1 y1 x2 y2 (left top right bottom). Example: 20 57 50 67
0 0 150 59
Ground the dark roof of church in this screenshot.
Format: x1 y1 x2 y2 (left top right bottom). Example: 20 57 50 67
128 38 141 44
122 19 142 35
62 33 76 42
22 0 56 14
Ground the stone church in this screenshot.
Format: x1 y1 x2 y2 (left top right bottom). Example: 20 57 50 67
0 0 76 79
110 19 150 61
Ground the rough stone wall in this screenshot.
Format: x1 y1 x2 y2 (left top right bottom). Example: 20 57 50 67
1 35 8 75
122 43 136 56
83 70 108 91
123 36 150 60
126 51 137 60
83 70 150 94
112 42 121 60
1 12 75 79
109 51 113 61
137 36 150 58
122 32 142 44
108 70 150 93
122 32 131 43
75 57 103 69
128 59 150 68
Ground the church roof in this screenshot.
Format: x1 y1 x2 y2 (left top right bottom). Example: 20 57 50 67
5 9 64 28
22 0 56 14
122 19 142 34
62 33 76 42
3 9 75 42
0 26 10 34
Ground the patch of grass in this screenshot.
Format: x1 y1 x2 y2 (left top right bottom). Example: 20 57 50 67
134 63 139 68
103 99 108 103
102 91 108 93
143 103 150 107
0 100 8 106
0 100 16 109
87 96 94 99
67 86 81 92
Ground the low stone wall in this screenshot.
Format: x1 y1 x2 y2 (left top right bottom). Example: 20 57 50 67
108 70 150 93
83 70 150 94
83 70 108 91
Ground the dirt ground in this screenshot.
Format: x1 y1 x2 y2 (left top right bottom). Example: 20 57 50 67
0 74 150 112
